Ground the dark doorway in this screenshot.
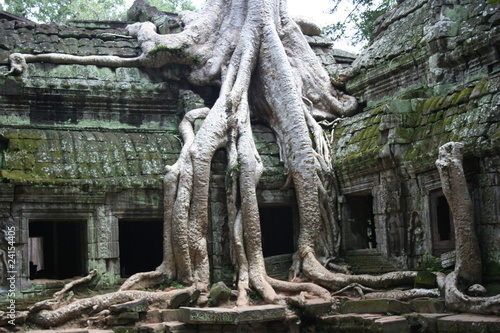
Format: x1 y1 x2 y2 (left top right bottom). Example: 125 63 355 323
259 206 295 257
29 220 86 280
430 191 455 256
0 136 8 170
343 195 376 251
119 220 163 278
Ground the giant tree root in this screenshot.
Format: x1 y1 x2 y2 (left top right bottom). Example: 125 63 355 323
27 288 196 328
302 251 417 289
53 269 98 301
364 288 441 300
119 270 166 291
436 142 500 315
441 272 500 315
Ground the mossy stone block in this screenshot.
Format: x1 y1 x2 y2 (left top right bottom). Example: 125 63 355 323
7 139 21 151
169 290 191 309
107 316 137 326
137 323 166 333
209 281 232 306
161 309 181 322
341 299 411 314
392 127 415 144
118 312 140 320
470 80 489 99
414 271 437 289
97 67 116 81
451 87 473 105
116 67 142 82
0 76 22 95
112 327 137 333
389 99 414 113
4 152 34 170
411 299 446 313
20 139 39 152
110 297 148 314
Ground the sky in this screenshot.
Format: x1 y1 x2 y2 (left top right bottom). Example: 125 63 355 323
286 0 363 53
190 0 362 53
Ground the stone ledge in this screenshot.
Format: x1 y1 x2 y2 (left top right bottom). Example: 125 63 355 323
410 298 446 313
437 314 500 333
341 299 412 314
178 304 286 324
319 313 410 333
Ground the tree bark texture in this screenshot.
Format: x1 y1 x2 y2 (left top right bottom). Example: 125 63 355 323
436 142 500 315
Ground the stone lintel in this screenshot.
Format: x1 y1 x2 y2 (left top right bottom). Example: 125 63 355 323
179 304 286 324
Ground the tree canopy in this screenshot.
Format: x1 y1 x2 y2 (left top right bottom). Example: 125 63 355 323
0 0 197 23
324 0 398 46
146 0 197 13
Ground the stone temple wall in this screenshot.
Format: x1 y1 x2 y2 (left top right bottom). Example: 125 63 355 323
0 13 348 294
0 18 195 293
333 0 499 278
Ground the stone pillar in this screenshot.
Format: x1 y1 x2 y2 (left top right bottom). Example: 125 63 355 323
91 205 120 284
17 211 31 292
477 156 500 281
209 150 232 284
374 169 405 259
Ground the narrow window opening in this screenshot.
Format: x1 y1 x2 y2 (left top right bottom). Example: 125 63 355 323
29 220 86 280
259 206 295 257
119 220 163 278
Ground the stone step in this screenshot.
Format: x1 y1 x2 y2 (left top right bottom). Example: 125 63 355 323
135 321 195 333
178 304 286 324
319 313 410 333
142 298 446 324
406 313 500 333
143 298 446 328
436 314 500 333
26 312 500 333
264 253 292 280
341 299 411 315
340 298 446 315
343 249 400 274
